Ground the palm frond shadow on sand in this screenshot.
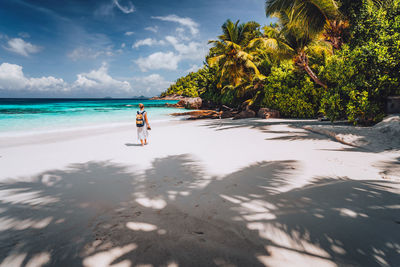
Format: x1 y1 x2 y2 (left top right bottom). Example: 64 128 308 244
0 155 399 266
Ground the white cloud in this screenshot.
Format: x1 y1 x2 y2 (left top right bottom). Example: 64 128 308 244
73 62 131 92
175 27 191 41
135 52 181 72
125 31 134 36
165 36 205 60
0 63 27 90
29 76 66 91
133 36 206 72
131 74 171 94
4 38 41 57
113 0 135 14
95 0 134 16
121 43 126 48
185 64 202 73
133 38 166 49
68 46 114 61
152 15 199 35
176 27 185 34
145 26 158 33
0 63 66 91
0 62 134 96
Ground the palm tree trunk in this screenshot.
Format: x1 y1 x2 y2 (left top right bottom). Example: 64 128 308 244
304 63 327 88
295 52 327 89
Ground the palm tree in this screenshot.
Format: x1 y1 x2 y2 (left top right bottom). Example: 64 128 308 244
207 20 264 89
323 19 349 53
252 13 331 88
265 0 348 52
265 0 339 34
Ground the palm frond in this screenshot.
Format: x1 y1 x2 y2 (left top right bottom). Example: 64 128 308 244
266 0 340 36
207 54 226 67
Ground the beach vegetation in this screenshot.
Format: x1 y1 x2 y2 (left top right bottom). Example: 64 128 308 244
162 0 400 124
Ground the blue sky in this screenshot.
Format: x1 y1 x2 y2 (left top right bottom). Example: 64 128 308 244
0 0 272 97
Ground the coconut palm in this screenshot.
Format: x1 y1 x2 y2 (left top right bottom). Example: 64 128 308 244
252 12 331 88
265 0 340 35
207 20 264 89
323 19 349 53
265 0 348 52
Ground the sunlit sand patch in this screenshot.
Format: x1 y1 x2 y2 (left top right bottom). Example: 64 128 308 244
334 208 358 218
82 244 137 267
167 190 178 200
331 244 346 255
135 197 166 209
157 229 167 235
0 216 53 231
241 201 271 213
0 253 27 267
25 252 51 267
248 223 332 264
166 261 178 267
257 248 335 267
188 179 212 189
126 222 157 232
0 188 59 206
243 213 276 221
220 194 241 204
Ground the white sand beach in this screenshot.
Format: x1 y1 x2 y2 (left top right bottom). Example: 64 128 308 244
0 118 399 267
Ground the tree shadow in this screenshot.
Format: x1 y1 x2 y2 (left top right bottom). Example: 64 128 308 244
200 118 349 143
125 143 142 147
374 156 400 180
303 123 400 153
201 118 400 155
200 118 337 132
0 155 399 266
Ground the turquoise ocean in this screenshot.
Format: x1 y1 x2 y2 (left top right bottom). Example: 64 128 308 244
0 99 180 136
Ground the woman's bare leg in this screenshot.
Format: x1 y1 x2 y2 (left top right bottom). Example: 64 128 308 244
140 139 144 146
144 139 147 145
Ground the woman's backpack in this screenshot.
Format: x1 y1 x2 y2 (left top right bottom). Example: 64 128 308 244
136 111 145 127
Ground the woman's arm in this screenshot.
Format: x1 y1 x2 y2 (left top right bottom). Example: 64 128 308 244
145 112 150 128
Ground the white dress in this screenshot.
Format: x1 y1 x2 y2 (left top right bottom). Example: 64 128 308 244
137 111 148 141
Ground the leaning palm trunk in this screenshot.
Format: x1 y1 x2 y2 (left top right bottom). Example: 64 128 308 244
294 52 327 88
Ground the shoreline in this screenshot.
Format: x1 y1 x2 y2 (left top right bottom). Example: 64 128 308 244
0 118 187 149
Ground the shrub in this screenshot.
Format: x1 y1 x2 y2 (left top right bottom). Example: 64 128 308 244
262 64 322 118
319 0 400 124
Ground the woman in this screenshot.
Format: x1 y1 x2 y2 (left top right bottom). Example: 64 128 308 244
136 103 151 146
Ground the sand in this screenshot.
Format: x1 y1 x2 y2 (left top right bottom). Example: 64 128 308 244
0 118 399 267
304 115 400 153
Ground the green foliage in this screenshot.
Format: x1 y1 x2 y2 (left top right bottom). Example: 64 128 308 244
207 20 264 89
162 72 199 97
346 90 381 124
262 63 323 118
319 0 400 124
265 0 340 35
160 0 399 125
161 66 219 98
